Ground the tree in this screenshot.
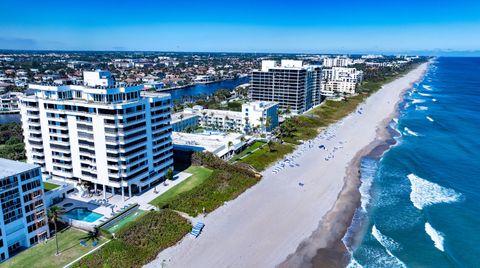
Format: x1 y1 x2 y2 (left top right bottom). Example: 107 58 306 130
265 116 272 132
166 167 174 181
48 205 65 256
228 141 234 148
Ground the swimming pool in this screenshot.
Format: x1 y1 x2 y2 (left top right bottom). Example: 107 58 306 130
65 208 103 223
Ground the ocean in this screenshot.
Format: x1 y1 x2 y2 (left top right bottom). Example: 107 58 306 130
345 58 480 267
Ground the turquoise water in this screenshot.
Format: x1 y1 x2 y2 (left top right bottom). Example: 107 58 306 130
65 208 103 223
346 58 480 267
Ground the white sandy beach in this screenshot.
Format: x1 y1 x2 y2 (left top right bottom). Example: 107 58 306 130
146 63 429 268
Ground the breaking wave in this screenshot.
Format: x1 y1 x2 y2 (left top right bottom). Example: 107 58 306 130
425 222 445 252
412 99 425 104
407 174 462 210
404 127 419 136
416 106 428 111
418 92 431 97
422 85 433 91
426 116 434 122
371 225 406 267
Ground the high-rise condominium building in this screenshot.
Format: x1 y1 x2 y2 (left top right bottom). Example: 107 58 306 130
249 60 323 115
19 70 173 199
0 159 48 262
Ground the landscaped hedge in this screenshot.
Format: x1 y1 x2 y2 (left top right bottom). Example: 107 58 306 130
74 210 190 268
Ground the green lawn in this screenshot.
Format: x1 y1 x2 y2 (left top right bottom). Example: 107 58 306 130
149 166 213 208
229 141 266 162
3 228 108 268
43 181 60 192
74 210 191 268
238 142 295 171
106 210 146 234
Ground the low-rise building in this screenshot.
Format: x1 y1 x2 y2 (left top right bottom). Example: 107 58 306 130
0 92 21 112
172 101 279 134
0 159 48 262
321 67 364 96
172 132 249 160
171 112 200 132
242 101 279 133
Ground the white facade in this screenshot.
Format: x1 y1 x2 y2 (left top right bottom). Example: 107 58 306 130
321 67 364 95
172 132 249 160
242 101 279 132
199 109 244 132
323 57 354 67
83 70 115 87
178 101 279 133
19 71 173 199
0 92 21 112
0 159 48 262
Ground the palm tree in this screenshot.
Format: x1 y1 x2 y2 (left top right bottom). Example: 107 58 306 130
48 205 65 256
265 116 272 132
259 116 265 133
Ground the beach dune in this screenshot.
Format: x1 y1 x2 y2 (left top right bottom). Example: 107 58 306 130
146 63 429 268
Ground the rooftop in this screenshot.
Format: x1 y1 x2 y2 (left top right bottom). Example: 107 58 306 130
173 132 245 154
0 158 38 178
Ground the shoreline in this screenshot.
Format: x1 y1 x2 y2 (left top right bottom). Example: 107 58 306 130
280 62 430 268
146 63 430 268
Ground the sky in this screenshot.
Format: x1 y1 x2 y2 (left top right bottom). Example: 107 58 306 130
1 0 480 54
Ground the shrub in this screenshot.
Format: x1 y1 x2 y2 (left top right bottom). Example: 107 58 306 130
75 210 190 268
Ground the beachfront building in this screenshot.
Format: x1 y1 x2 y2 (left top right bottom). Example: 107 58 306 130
0 159 48 262
321 67 364 97
199 109 243 132
249 60 323 115
171 112 200 132
172 132 250 160
172 101 279 134
242 101 279 133
18 70 174 199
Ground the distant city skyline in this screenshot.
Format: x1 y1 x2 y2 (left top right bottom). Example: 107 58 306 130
1 0 480 55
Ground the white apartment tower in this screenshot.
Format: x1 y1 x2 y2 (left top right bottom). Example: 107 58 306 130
250 60 323 115
19 70 173 199
0 159 48 262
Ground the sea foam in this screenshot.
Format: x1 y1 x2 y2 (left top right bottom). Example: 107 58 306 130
418 92 431 97
412 99 425 104
422 85 433 91
416 106 428 111
425 222 445 252
346 258 364 268
407 174 462 210
426 116 434 122
371 225 406 267
404 127 419 136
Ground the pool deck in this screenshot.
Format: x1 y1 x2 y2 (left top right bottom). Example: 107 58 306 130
56 170 193 227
